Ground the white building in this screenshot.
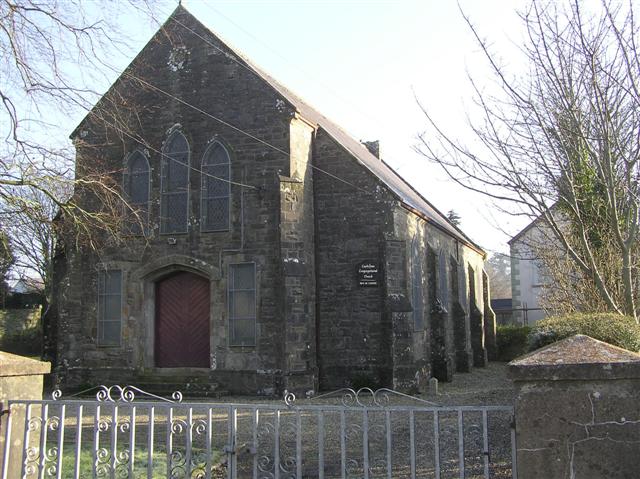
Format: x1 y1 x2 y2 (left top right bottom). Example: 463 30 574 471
508 218 549 325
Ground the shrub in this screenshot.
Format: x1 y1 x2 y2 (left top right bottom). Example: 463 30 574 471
528 312 640 352
496 325 531 361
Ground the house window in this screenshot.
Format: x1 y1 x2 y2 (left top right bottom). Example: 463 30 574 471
201 142 230 231
411 238 424 331
229 263 256 346
125 150 150 234
97 270 122 347
160 131 189 234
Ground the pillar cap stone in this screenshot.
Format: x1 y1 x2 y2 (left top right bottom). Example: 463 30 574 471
508 334 640 381
0 350 51 377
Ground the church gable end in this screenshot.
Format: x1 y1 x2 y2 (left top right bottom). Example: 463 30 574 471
53 6 490 396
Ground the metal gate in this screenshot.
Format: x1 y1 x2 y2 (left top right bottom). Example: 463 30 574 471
1 385 516 478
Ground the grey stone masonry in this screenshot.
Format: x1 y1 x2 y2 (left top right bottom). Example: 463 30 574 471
482 271 497 360
49 5 490 396
0 352 50 479
509 335 640 479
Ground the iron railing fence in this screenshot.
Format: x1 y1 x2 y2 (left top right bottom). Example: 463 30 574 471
1 385 516 479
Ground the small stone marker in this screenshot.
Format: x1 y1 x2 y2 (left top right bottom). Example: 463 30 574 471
428 377 438 395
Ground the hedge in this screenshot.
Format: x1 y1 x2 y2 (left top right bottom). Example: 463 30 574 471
496 325 531 361
528 312 640 352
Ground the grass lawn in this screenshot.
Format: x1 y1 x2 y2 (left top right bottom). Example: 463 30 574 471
50 441 225 478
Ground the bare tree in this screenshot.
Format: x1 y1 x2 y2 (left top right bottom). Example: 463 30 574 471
416 1 640 321
485 253 511 299
5 186 58 302
0 0 165 254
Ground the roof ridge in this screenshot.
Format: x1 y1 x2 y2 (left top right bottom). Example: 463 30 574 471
74 4 484 253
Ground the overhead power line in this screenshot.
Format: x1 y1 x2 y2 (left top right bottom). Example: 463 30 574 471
120 69 372 195
199 1 389 130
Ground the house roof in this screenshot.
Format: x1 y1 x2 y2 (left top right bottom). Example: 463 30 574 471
508 217 541 246
508 204 561 246
73 5 484 254
490 298 512 310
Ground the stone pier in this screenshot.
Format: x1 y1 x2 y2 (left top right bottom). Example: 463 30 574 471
509 335 640 479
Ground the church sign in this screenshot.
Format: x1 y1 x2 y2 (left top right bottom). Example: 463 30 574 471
357 261 380 287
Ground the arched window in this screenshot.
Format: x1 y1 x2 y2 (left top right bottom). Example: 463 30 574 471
160 131 190 234
201 141 230 232
125 150 149 235
438 249 449 307
411 237 424 330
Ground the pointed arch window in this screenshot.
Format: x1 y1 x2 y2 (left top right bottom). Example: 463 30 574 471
438 250 450 307
160 131 190 234
411 237 424 331
201 141 230 232
124 150 150 235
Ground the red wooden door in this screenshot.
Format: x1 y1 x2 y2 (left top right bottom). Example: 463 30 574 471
155 271 210 367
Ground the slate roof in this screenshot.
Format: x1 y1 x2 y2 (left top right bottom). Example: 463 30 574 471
227 19 482 252
74 5 483 253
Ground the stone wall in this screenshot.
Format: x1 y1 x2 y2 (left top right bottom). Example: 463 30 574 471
313 129 397 390
313 129 489 391
510 335 640 479
279 115 317 393
52 6 490 396
55 8 303 395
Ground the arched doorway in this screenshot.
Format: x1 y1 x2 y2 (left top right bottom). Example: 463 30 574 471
155 271 210 367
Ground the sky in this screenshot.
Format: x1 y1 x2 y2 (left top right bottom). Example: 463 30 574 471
175 0 530 255
91 0 534 255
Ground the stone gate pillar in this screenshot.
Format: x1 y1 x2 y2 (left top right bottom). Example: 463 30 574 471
0 352 50 479
509 335 640 479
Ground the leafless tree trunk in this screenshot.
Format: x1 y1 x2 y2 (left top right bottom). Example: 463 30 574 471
0 0 165 257
416 0 640 322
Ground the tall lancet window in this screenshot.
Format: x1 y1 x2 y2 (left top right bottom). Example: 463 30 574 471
438 250 450 308
201 141 230 232
411 237 424 331
160 131 190 234
124 150 150 235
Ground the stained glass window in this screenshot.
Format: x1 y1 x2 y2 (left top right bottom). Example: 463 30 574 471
229 263 256 346
160 131 189 234
439 250 449 306
201 142 230 232
98 270 122 347
125 150 149 235
411 237 424 330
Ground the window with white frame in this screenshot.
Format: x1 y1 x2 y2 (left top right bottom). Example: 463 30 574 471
160 131 189 234
125 150 150 235
97 270 122 347
229 263 256 346
201 142 230 231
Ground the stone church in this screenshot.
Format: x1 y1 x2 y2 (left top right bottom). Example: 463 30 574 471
51 5 495 396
